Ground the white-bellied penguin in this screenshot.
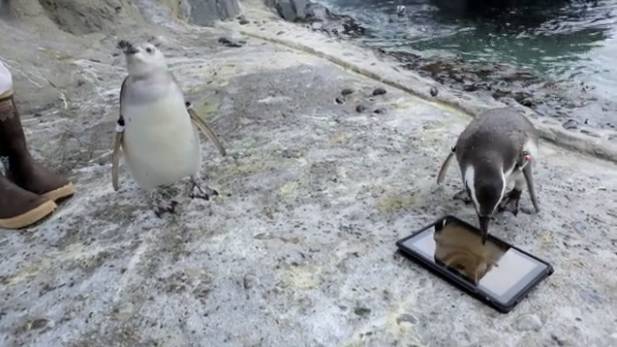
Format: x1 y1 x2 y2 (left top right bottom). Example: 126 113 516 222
112 40 226 216
437 108 540 242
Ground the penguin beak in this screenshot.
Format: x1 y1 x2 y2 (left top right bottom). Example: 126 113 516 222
478 216 490 244
118 40 139 55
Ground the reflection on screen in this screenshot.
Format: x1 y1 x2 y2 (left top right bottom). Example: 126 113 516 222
401 219 548 304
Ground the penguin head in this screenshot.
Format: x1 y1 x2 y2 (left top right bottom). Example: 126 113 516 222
463 164 506 242
120 41 168 77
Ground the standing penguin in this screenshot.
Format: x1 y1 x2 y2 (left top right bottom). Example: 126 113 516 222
437 108 540 242
112 40 226 216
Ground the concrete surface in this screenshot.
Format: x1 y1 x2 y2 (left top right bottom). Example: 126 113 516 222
0 1 616 346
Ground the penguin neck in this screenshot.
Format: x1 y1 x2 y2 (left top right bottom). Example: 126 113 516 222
130 69 169 83
463 152 507 216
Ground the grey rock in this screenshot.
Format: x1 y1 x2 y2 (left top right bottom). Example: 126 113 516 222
563 119 579 130
218 37 244 48
354 307 371 317
238 15 250 25
356 105 367 113
271 0 308 22
430 86 439 97
372 87 387 96
341 88 354 96
293 0 308 19
186 0 241 26
306 3 330 22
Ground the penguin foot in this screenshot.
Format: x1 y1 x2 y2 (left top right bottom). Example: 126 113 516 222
150 190 178 217
154 200 178 217
499 189 522 216
453 190 472 205
189 176 219 201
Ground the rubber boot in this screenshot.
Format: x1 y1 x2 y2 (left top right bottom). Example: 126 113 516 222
0 94 75 202
0 173 57 229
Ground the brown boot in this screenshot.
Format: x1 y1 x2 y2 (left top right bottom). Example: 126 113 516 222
0 174 56 229
0 94 75 202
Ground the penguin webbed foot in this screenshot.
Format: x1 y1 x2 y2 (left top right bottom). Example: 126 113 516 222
498 189 522 216
453 190 472 205
150 191 178 217
189 176 219 201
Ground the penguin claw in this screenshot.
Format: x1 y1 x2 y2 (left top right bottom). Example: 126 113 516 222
154 200 178 217
189 175 219 201
190 184 219 201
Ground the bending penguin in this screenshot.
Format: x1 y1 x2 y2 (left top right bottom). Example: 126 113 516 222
437 108 540 243
112 40 226 216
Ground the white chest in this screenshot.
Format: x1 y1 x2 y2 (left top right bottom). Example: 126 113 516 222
122 93 201 190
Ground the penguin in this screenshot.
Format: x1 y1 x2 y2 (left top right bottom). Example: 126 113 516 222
437 108 540 242
112 40 226 216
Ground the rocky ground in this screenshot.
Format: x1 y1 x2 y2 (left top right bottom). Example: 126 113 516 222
1 1 617 346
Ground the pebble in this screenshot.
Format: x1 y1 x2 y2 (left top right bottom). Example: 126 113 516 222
430 87 439 97
341 88 354 96
335 97 344 105
218 37 244 48
373 108 386 114
562 119 579 130
354 307 371 317
356 105 366 113
515 314 543 332
463 83 478 92
372 88 387 96
237 16 250 25
396 314 417 325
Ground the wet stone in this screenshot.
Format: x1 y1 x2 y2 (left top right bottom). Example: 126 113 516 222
463 83 478 92
341 88 354 96
218 37 245 48
563 119 579 130
430 86 439 97
372 87 387 96
354 307 371 317
356 105 366 113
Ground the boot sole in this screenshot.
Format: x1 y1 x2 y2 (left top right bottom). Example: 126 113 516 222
42 183 76 202
0 200 57 229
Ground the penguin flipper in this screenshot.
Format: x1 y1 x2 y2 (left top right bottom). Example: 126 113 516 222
112 117 125 192
187 106 227 157
523 164 540 213
437 147 456 184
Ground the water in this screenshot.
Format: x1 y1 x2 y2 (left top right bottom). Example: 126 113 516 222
318 0 617 127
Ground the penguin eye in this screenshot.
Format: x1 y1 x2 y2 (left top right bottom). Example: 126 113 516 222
146 47 153 54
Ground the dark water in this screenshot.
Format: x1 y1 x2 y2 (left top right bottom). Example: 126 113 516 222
319 0 617 128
